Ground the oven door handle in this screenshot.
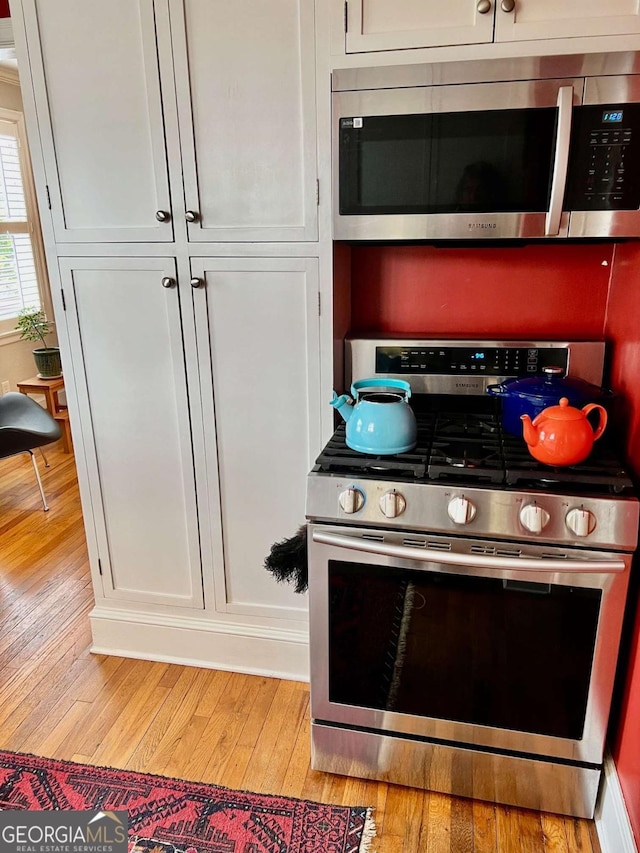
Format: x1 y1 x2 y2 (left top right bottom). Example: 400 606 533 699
311 530 625 574
545 84 574 236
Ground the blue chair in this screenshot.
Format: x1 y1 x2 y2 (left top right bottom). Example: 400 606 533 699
0 392 62 511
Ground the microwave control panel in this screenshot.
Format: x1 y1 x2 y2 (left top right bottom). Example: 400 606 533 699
375 346 569 376
565 104 640 210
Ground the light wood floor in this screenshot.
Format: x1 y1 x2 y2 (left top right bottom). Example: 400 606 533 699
0 442 602 853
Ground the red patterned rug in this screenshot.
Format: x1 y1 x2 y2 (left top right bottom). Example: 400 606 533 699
0 751 375 853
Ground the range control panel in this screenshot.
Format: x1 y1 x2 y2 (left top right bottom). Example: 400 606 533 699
347 339 606 395
375 345 569 376
566 103 640 211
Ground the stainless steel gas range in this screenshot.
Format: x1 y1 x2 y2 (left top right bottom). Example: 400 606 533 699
306 338 639 819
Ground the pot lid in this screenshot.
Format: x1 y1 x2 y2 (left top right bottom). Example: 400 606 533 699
502 367 604 401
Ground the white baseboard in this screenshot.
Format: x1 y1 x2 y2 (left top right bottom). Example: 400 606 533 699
89 606 310 682
596 753 638 853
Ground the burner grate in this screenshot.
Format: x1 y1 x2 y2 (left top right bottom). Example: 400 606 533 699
313 398 635 495
313 419 433 478
428 410 505 484
502 435 635 494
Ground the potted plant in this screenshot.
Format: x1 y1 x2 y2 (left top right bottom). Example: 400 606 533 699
15 307 62 378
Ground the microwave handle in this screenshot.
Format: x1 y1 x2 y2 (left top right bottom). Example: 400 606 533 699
545 85 574 236
311 529 625 574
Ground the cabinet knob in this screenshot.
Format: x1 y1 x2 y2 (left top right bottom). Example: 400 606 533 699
477 0 492 13
185 210 200 223
161 277 176 289
190 277 203 289
155 210 171 222
500 0 515 11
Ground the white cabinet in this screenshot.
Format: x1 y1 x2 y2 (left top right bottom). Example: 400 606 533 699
22 0 173 243
345 0 495 53
17 0 317 244
171 0 318 242
192 257 320 619
12 0 322 677
344 0 640 53
495 0 640 42
59 257 204 609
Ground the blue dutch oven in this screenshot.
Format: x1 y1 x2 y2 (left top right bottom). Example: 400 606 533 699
487 366 611 436
330 377 418 455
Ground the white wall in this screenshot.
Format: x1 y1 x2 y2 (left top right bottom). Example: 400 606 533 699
0 66 56 391
0 337 38 389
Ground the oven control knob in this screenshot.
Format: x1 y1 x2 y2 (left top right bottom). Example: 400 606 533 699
447 495 477 525
519 503 550 533
379 490 406 518
566 507 597 537
338 487 365 514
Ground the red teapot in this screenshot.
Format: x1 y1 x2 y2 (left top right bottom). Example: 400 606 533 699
520 397 608 467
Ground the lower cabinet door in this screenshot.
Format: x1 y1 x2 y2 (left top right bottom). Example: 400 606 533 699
191 257 320 621
59 257 204 608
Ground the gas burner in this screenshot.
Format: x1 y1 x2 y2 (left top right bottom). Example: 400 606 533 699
435 412 500 440
428 408 504 482
442 440 495 468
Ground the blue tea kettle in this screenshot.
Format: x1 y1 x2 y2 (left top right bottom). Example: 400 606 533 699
330 378 417 455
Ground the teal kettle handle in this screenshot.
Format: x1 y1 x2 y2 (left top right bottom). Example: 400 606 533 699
351 377 412 398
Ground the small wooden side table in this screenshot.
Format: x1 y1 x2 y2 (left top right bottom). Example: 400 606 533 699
16 375 72 453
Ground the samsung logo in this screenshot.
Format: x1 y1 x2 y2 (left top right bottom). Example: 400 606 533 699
455 382 481 388
468 222 497 230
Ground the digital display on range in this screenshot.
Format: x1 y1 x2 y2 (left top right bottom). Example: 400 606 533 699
602 110 624 123
375 346 569 376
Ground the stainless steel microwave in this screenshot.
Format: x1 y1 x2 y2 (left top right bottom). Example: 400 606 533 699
332 53 640 241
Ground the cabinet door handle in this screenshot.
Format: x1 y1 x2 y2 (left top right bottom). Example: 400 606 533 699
477 0 492 13
161 277 176 289
500 0 515 11
155 210 171 222
185 210 200 222
190 277 203 289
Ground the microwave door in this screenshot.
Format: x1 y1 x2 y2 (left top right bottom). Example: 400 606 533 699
333 79 582 240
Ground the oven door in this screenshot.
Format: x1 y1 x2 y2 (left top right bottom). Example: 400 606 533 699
309 524 631 765
333 78 582 241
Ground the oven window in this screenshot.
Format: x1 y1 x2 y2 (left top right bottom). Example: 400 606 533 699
339 107 556 215
328 561 601 740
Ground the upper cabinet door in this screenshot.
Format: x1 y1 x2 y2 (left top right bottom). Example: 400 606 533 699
22 0 174 243
494 0 640 41
169 0 318 242
345 0 496 53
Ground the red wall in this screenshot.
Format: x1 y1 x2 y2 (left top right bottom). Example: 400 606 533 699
347 240 640 843
605 243 640 844
0 1 10 18
350 243 613 337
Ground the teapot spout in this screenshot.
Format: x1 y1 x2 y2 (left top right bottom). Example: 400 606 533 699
330 391 354 423
520 414 539 447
